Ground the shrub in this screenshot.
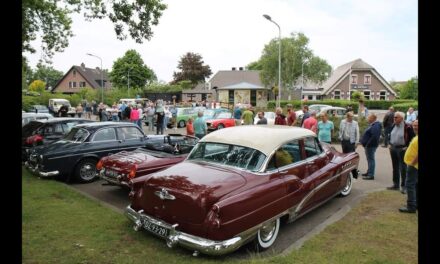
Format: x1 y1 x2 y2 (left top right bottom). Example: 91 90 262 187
392 102 418 113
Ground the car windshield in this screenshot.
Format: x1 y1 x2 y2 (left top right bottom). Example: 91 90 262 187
188 142 266 172
203 109 216 118
64 127 90 142
213 112 232 119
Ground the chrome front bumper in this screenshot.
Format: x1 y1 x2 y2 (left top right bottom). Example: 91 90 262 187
125 205 249 256
24 161 59 177
97 170 129 187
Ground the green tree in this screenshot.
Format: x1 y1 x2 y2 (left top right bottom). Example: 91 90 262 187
172 52 212 85
399 77 418 100
23 0 167 59
351 91 365 101
246 61 263 70
29 80 46 93
31 62 64 90
22 57 33 90
253 32 332 88
77 87 98 102
109 49 157 90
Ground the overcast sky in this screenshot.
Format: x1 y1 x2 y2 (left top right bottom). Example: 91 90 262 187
24 0 417 83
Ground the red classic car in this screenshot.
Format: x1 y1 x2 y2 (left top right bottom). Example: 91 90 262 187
205 111 235 132
96 134 199 187
125 126 359 256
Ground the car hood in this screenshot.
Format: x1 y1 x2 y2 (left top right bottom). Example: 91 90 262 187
133 161 247 224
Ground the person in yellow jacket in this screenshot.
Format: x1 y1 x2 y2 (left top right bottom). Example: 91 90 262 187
399 119 418 213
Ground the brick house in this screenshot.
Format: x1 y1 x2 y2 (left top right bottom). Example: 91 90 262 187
319 58 397 100
52 63 112 94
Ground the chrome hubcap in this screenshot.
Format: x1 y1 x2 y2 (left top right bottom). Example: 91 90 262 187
343 175 352 192
80 164 95 180
260 220 276 242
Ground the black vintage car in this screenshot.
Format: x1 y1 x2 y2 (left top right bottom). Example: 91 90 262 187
22 118 94 161
25 122 163 183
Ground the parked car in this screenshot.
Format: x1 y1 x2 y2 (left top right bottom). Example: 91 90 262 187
22 118 94 161
24 122 163 183
48 98 76 117
174 107 203 128
206 111 236 132
97 134 199 187
28 105 50 114
202 108 231 120
22 113 54 127
254 111 276 125
125 126 360 256
318 106 347 117
295 104 332 120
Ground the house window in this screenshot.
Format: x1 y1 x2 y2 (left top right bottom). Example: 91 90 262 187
380 91 386 100
351 74 358 84
363 90 371 100
364 74 371 84
69 81 77 88
228 90 234 104
308 95 313 100
79 82 86 87
334 90 341 99
250 90 256 106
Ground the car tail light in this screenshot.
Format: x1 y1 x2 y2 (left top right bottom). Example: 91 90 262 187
96 159 104 170
128 165 137 180
26 135 43 145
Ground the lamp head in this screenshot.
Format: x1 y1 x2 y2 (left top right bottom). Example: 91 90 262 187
263 14 271 20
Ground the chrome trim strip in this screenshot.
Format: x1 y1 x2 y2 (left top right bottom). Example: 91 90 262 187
293 165 357 216
47 148 122 160
125 206 288 256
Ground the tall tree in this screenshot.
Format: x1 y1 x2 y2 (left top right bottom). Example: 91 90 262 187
22 0 167 60
22 57 33 90
252 32 332 88
172 52 212 85
109 49 157 89
31 62 64 90
399 77 418 100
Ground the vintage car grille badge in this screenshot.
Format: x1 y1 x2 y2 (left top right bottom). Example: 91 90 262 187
155 188 176 200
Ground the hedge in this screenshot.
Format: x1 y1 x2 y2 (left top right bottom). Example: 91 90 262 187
267 99 417 111
391 102 418 113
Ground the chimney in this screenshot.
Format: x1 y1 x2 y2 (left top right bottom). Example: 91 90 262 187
232 67 236 71
239 67 244 71
80 63 85 70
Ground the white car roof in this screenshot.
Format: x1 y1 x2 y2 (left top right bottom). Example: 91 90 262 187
200 126 315 156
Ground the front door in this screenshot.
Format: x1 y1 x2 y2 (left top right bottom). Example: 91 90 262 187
116 126 146 151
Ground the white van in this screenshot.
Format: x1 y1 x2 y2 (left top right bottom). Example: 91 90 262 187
48 99 76 117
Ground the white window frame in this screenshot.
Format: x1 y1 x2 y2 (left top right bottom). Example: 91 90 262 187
351 74 358 84
69 81 77 88
363 90 371 100
364 74 371 85
379 90 387 100
79 81 86 88
334 90 341 100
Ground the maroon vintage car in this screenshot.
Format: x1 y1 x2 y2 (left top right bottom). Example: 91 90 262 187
96 134 199 187
125 126 359 256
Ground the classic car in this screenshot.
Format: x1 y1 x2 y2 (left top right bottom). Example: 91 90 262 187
295 104 332 120
22 118 94 161
28 104 50 114
318 106 347 117
125 126 359 256
206 112 236 132
24 122 163 183
22 113 54 127
202 108 231 120
97 134 199 187
175 107 206 128
253 111 276 125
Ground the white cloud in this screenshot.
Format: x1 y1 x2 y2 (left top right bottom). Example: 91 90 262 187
24 0 417 82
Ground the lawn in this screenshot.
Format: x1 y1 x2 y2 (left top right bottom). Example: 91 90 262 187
22 168 417 263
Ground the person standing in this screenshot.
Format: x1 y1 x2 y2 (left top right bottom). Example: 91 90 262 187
58 105 68 117
303 111 318 133
300 105 310 127
274 107 287 125
382 107 395 147
136 104 143 128
186 117 195 136
338 112 360 153
155 100 165 135
256 111 267 125
194 111 207 139
399 119 418 213
387 111 415 193
145 103 155 131
241 106 254 125
130 105 140 127
233 105 242 126
286 104 297 126
111 103 119 121
85 102 92 119
405 107 417 125
317 113 334 144
360 113 382 180
358 100 368 118
163 106 171 130
76 103 83 118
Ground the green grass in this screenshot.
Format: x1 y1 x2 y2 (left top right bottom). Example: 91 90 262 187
23 168 417 264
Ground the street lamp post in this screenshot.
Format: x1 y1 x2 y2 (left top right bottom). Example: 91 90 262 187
301 60 308 102
127 68 132 97
86 53 104 103
263 14 281 108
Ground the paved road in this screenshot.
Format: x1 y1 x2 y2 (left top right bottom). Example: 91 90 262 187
69 110 395 258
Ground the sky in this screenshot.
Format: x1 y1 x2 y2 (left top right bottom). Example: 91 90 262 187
24 0 417 83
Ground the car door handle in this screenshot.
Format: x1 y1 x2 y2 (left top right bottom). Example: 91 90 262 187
307 161 315 165
279 170 289 174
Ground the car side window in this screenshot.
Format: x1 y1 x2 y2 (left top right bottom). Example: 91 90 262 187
118 127 143 140
304 137 322 158
63 122 79 133
92 128 116 142
53 124 64 134
267 140 302 170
